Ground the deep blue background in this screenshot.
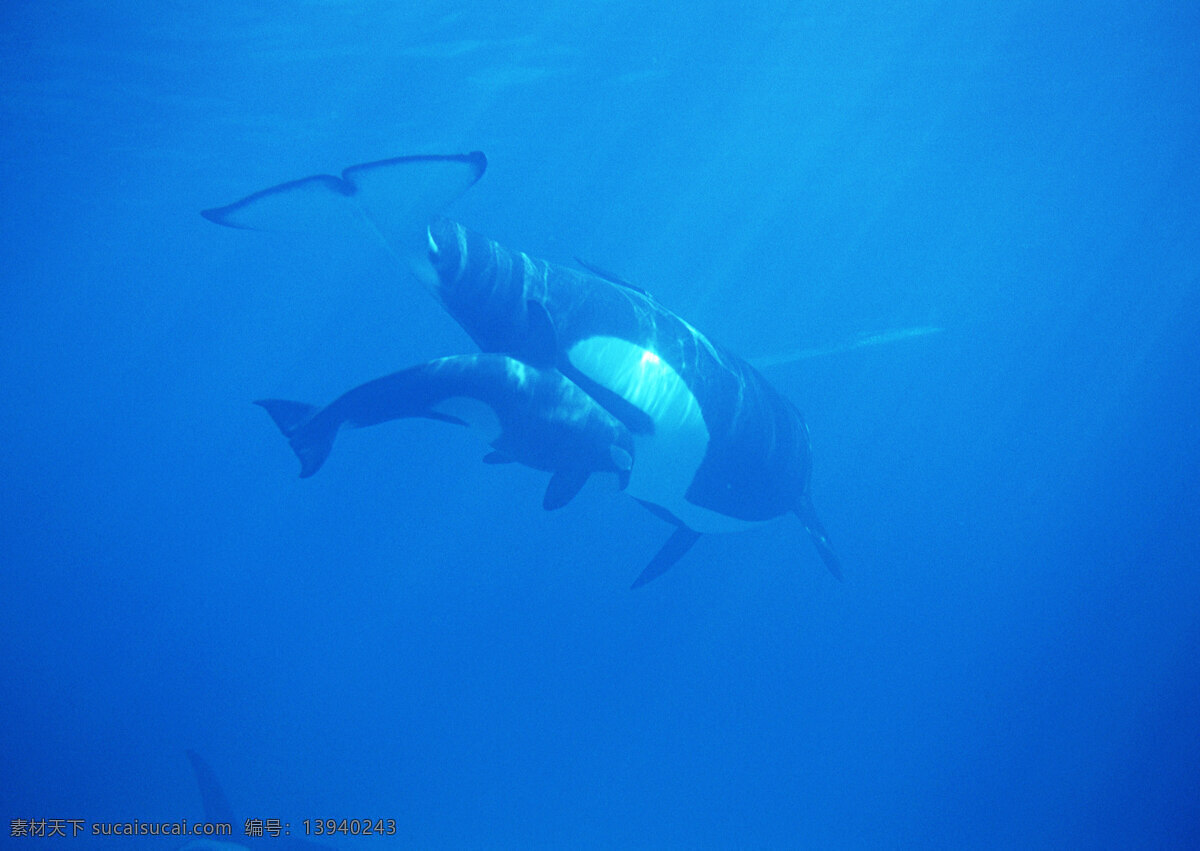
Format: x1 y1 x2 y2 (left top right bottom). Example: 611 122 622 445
3 1 1198 847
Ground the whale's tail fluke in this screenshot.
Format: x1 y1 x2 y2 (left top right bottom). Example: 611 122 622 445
201 153 487 291
255 399 333 478
795 494 843 580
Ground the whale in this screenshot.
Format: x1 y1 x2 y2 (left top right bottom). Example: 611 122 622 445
203 152 842 585
256 353 633 511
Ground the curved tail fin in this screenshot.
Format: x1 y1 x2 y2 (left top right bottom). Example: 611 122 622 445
795 495 844 580
255 399 333 478
201 153 487 291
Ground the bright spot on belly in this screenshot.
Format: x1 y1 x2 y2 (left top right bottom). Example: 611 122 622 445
640 349 661 367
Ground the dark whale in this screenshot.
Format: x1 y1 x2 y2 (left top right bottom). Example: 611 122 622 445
256 354 633 511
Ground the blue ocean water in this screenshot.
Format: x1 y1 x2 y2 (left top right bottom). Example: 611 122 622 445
2 0 1198 847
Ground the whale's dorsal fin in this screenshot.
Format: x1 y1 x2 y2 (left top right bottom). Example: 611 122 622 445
574 257 652 297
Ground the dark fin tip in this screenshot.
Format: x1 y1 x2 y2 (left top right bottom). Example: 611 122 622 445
467 150 487 177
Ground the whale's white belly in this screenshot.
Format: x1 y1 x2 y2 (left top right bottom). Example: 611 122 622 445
566 335 765 534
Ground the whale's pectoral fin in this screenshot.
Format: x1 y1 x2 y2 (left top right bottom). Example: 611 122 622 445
795 495 843 580
255 399 333 479
630 526 702 589
543 470 589 510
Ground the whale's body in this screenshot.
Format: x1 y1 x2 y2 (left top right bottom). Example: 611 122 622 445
204 153 840 585
256 353 634 512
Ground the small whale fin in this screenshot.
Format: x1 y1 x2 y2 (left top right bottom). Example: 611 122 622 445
543 470 589 510
574 256 651 297
255 399 333 479
795 495 843 580
185 750 235 826
482 450 515 464
630 526 702 589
